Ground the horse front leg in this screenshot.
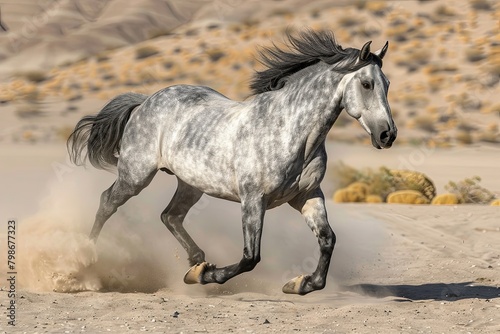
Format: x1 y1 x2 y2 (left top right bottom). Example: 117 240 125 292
284 188 336 295
184 195 265 285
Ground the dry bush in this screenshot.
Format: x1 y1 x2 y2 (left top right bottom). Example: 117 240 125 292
465 48 486 62
434 5 456 17
469 0 492 11
483 104 500 115
398 93 429 108
411 115 436 133
331 162 367 189
455 131 474 145
445 176 495 204
332 188 365 203
333 162 396 199
457 121 477 132
148 28 174 39
338 17 360 28
489 61 500 77
454 92 482 112
347 182 369 198
423 64 458 75
354 0 367 10
390 169 436 201
135 46 160 60
21 71 48 83
395 49 431 70
365 195 383 203
427 74 446 92
431 193 461 205
332 163 397 201
386 24 411 42
478 130 499 143
95 53 110 62
206 49 226 63
332 162 438 203
387 190 429 204
15 103 43 118
365 1 388 16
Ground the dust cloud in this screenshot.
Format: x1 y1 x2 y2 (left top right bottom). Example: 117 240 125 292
12 163 388 295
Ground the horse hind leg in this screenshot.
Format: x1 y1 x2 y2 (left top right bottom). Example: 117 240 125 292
90 164 157 241
160 178 205 266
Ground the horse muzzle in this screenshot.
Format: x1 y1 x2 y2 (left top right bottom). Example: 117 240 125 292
371 123 397 149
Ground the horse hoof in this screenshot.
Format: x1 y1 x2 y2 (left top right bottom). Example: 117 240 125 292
282 275 305 294
184 262 209 284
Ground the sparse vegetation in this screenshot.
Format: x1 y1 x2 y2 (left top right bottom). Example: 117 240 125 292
411 115 436 133
206 49 226 63
21 70 48 83
431 193 461 205
135 46 160 60
387 190 429 204
333 164 496 205
465 48 486 62
15 104 42 118
0 0 498 147
332 163 436 202
434 5 456 17
95 53 110 62
338 17 360 28
469 0 492 11
455 131 474 145
445 176 495 204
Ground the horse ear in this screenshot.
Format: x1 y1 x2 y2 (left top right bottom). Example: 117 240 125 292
359 41 372 61
374 41 389 59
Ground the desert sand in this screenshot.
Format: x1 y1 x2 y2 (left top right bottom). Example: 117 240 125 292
0 0 499 333
0 142 499 333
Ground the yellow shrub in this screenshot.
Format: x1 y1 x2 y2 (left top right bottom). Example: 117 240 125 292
333 188 365 203
490 199 500 206
390 170 436 201
347 182 369 198
431 193 461 205
365 195 383 203
387 190 429 204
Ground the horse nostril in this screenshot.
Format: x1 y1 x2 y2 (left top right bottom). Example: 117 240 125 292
380 130 390 144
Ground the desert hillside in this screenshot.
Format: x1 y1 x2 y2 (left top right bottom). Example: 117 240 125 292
0 0 498 146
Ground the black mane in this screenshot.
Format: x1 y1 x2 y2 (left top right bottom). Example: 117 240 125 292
250 30 382 95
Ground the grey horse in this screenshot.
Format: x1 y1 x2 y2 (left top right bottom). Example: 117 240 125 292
68 30 396 295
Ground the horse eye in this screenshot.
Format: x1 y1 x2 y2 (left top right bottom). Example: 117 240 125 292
361 81 372 90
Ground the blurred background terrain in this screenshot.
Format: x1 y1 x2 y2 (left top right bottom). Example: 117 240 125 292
0 0 498 147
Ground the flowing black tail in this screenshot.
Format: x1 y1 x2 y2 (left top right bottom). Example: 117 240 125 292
67 92 148 171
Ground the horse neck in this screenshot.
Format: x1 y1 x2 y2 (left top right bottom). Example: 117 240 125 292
263 64 344 150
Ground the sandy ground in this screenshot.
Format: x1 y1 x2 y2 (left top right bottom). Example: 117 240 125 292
0 142 498 333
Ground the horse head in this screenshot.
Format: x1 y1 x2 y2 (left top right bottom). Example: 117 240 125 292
339 41 397 149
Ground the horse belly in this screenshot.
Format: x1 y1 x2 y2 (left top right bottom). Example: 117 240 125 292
164 148 240 202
